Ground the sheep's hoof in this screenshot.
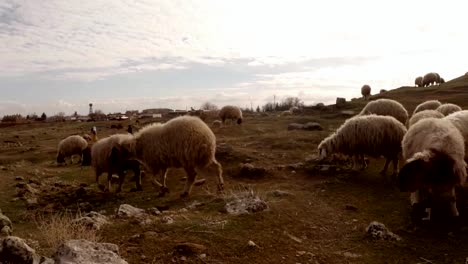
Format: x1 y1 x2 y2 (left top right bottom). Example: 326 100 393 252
180 192 189 198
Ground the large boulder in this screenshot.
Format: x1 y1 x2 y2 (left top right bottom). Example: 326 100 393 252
0 209 13 236
116 204 146 219
54 240 128 264
0 236 52 264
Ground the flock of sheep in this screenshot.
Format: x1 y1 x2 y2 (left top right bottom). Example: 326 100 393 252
318 98 468 220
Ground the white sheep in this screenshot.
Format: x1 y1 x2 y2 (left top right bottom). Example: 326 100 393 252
361 85 371 100
422 72 438 86
398 118 467 217
436 103 462 116
56 135 89 165
444 110 468 161
120 115 224 197
413 100 442 115
408 110 444 127
318 114 407 177
219 105 243 125
359 98 409 125
415 76 423 87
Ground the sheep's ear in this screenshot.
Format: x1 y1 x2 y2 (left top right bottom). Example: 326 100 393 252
398 159 427 192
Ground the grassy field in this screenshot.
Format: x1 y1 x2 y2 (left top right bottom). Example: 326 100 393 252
2 75 468 263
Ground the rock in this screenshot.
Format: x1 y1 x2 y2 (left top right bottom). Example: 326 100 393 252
1 226 12 236
116 204 146 219
336 97 346 108
287 123 304 131
0 236 43 263
54 239 128 264
146 207 161 216
78 202 93 212
0 210 13 235
247 241 257 247
73 212 109 230
224 193 268 215
239 163 267 178
174 242 207 255
25 197 39 208
160 216 174 225
366 221 401 241
15 176 25 181
340 110 355 117
302 122 323 131
216 143 233 154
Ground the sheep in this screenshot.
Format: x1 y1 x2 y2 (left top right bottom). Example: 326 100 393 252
422 72 438 87
408 110 444 127
361 85 371 100
219 105 243 125
380 89 387 94
318 114 407 177
415 76 423 87
398 118 467 217
440 77 445 84
91 134 142 193
56 135 89 165
280 110 292 116
359 98 409 125
413 100 442 114
212 120 222 128
433 72 441 83
436 103 462 116
119 115 224 197
444 110 468 161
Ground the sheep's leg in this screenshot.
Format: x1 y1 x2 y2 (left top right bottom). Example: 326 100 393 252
133 166 142 191
95 170 105 191
410 190 419 206
380 158 390 176
116 171 125 193
361 155 367 170
105 171 113 192
449 187 459 217
391 157 399 181
181 167 197 197
213 160 224 193
351 155 360 171
154 168 169 197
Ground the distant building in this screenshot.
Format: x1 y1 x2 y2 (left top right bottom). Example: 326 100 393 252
141 108 173 115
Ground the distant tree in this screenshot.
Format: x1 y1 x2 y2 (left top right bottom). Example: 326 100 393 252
40 112 47 121
26 115 29 120
200 102 218 111
2 114 24 123
256 105 260 112
73 111 78 117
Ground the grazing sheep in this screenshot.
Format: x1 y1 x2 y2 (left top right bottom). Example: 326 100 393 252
413 100 442 114
444 110 468 161
436 103 462 116
433 72 441 83
440 78 445 84
91 134 142 193
219 105 243 125
408 110 444 127
56 135 89 164
415 76 423 87
318 115 407 177
120 115 224 197
361 85 371 100
398 118 467 217
422 72 438 87
359 98 409 125
212 120 222 128
380 89 387 94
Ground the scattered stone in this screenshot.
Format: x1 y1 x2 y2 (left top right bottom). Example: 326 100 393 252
0 236 43 263
116 204 146 219
1 226 12 236
341 110 355 117
302 122 323 131
180 256 187 261
15 176 25 181
366 221 401 241
247 241 257 247
174 242 207 255
73 212 109 230
199 253 207 259
216 143 233 154
224 193 268 215
146 207 161 216
238 163 267 178
287 123 304 131
53 239 128 264
342 252 361 258
25 197 39 208
160 216 174 225
0 210 13 236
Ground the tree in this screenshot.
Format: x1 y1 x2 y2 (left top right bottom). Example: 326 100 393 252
40 112 47 121
200 102 218 111
73 111 78 117
256 105 260 112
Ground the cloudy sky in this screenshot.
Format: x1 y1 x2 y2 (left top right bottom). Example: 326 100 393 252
1 0 467 116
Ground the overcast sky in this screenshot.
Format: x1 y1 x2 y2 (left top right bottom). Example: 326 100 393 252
1 0 467 116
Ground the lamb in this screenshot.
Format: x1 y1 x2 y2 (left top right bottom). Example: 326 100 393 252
90 134 142 193
444 110 468 161
359 98 409 125
415 76 423 87
436 103 462 116
398 118 467 217
413 100 442 114
361 85 371 100
219 105 243 125
56 135 90 165
318 115 407 177
119 115 224 197
408 110 444 127
422 72 438 87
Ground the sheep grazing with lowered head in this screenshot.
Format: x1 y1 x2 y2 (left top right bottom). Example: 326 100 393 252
422 72 438 87
380 89 387 94
359 98 409 125
56 135 90 165
91 134 142 193
439 78 445 84
219 105 243 125
444 110 468 161
119 115 224 197
361 85 371 100
318 115 407 177
436 103 462 116
413 100 442 115
398 118 467 217
415 76 423 87
408 110 444 127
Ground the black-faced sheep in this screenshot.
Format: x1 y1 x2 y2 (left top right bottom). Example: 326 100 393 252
91 134 142 193
436 103 462 116
120 115 224 197
318 115 407 177
422 72 438 87
398 118 467 217
408 110 444 127
219 105 243 125
56 135 89 165
415 76 423 87
359 98 409 125
361 85 371 100
413 100 442 115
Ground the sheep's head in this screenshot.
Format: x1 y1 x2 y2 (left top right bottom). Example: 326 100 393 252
317 134 335 160
81 147 92 166
56 153 65 164
237 118 243 125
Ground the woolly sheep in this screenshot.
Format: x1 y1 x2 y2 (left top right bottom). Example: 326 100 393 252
413 100 442 115
444 110 468 161
359 98 409 125
318 115 407 177
415 76 423 87
120 115 224 197
212 120 222 128
219 105 243 125
436 103 462 116
91 134 142 193
56 135 89 165
380 89 387 94
408 110 444 127
440 78 445 84
361 85 371 100
398 118 467 217
422 72 438 87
